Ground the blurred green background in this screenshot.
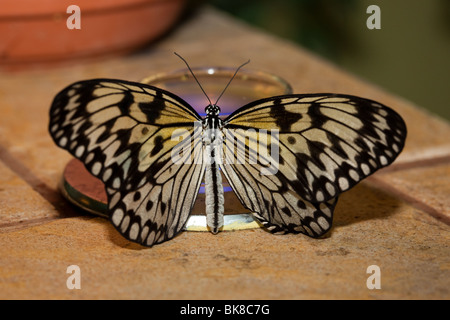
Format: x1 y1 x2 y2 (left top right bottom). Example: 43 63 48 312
210 0 450 121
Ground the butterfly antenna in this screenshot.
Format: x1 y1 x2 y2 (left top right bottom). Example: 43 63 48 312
214 59 250 106
174 52 213 106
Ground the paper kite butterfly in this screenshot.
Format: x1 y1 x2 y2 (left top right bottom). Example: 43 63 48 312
49 54 407 246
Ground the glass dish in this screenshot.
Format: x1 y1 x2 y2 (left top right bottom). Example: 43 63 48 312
141 66 292 116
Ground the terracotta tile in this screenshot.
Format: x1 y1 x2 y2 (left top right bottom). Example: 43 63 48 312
0 182 448 300
373 163 450 223
0 161 60 227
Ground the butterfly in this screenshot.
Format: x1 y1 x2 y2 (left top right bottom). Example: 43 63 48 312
49 56 407 247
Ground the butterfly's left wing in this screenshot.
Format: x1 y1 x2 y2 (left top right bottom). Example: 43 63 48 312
49 79 205 246
220 94 407 237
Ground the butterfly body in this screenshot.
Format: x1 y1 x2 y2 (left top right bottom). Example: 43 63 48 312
49 78 406 246
203 104 225 233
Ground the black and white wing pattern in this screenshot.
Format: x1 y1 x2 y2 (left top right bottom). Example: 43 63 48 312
49 76 407 246
49 79 205 246
221 94 406 237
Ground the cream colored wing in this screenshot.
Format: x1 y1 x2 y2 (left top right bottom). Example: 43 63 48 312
49 79 205 246
220 94 406 236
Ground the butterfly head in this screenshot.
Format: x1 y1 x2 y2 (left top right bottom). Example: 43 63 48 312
174 52 250 118
205 104 221 116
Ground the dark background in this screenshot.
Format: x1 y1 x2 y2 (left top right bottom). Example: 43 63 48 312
210 0 450 121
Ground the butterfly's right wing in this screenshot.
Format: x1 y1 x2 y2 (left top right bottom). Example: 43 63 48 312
49 79 205 246
220 94 406 237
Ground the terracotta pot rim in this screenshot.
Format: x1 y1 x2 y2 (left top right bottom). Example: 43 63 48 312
0 0 183 19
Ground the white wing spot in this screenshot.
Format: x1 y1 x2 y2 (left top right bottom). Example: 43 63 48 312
378 108 388 116
338 177 349 190
92 162 102 175
316 191 324 202
69 141 77 151
52 107 61 116
103 168 112 181
59 137 68 147
129 223 140 240
112 177 121 189
110 192 121 208
317 217 329 230
325 182 335 197
349 169 360 181
361 163 371 175
111 208 124 226
50 124 59 133
303 225 313 236
120 215 130 233
75 145 85 158
146 231 157 246
141 226 149 241
54 130 64 139
85 152 95 164
319 203 331 217
380 155 388 166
